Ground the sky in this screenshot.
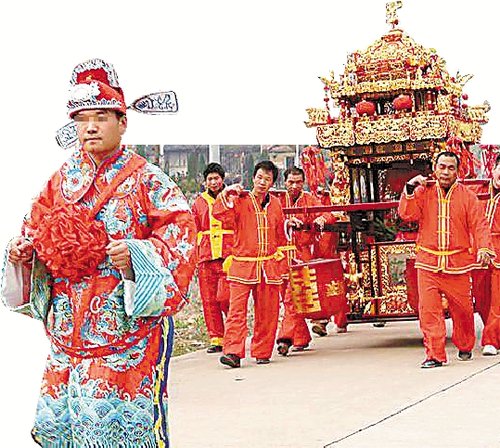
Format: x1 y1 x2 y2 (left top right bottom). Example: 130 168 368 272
0 0 498 445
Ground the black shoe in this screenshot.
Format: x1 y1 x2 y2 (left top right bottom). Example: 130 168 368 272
277 342 291 356
458 350 472 361
421 359 443 369
207 345 223 354
220 354 241 368
311 323 327 337
256 358 270 365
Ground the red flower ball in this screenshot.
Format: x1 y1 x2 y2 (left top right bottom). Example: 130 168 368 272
31 202 109 281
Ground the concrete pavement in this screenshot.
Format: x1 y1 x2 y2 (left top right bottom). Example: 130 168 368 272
168 319 500 448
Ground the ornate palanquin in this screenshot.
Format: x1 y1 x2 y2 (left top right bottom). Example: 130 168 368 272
294 1 497 323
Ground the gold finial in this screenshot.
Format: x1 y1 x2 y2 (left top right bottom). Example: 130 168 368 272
386 1 403 29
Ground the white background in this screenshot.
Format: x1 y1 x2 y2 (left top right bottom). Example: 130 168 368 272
0 1 498 445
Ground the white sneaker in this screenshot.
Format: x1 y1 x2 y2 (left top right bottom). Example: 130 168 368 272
482 345 498 356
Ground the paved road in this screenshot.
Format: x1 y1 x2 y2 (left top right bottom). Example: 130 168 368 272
169 319 500 448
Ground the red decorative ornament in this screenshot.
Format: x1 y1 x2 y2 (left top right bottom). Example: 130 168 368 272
446 136 480 179
480 145 500 177
30 202 109 281
393 94 413 111
462 93 468 100
300 146 329 197
355 100 376 116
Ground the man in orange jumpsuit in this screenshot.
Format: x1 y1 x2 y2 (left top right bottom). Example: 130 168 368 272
213 161 287 368
398 151 494 368
276 167 339 356
192 163 233 353
471 153 500 356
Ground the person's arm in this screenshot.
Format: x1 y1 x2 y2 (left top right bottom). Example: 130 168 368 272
120 164 197 318
468 192 495 266
212 184 241 227
309 194 333 229
398 175 427 222
1 172 58 319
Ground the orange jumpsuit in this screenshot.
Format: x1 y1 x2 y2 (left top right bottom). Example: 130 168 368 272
192 191 233 347
471 182 500 348
213 192 287 360
398 182 494 362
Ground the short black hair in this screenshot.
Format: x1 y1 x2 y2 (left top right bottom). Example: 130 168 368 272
203 162 225 180
435 151 460 167
284 166 305 181
253 160 279 183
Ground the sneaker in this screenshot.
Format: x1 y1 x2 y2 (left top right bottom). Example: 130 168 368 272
311 323 328 337
256 358 270 365
291 344 309 352
457 350 472 361
421 359 443 369
206 345 223 354
220 354 241 368
482 345 498 356
277 342 291 356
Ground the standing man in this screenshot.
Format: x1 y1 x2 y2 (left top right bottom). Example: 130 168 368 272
276 167 332 356
398 151 494 368
472 153 500 356
213 160 287 368
1 59 196 447
192 163 233 353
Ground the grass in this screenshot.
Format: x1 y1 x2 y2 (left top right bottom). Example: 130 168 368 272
172 275 256 357
172 275 210 357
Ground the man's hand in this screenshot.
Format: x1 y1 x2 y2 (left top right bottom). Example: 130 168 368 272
287 216 304 230
407 175 428 188
8 237 34 264
223 183 243 198
106 240 132 271
313 215 327 231
221 183 243 205
477 251 493 268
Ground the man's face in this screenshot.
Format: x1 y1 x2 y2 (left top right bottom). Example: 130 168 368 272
252 168 274 195
492 162 500 189
74 109 127 159
206 172 224 194
285 173 305 199
434 155 458 189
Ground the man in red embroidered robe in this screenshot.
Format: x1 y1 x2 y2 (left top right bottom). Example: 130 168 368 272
1 59 196 447
471 153 500 356
192 163 233 353
213 160 287 368
275 167 341 356
398 151 494 368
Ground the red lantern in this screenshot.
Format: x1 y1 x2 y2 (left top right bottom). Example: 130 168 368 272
355 100 376 116
393 94 413 111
